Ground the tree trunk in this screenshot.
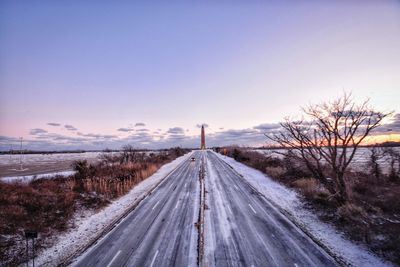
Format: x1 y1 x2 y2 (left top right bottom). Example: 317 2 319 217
336 172 348 204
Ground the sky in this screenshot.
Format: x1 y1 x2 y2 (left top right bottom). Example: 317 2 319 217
0 1 400 150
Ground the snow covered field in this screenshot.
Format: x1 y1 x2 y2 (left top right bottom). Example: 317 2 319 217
0 152 102 179
0 170 75 183
255 147 400 173
0 152 102 167
35 152 192 267
215 152 393 267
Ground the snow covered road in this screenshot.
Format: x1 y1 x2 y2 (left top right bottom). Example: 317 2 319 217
204 151 338 267
71 152 200 267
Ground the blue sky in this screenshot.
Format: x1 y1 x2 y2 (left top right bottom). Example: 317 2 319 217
1 1 399 150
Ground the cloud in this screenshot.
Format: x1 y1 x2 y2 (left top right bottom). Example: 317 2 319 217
65 124 78 131
28 124 264 149
47 122 61 127
0 128 259 150
126 132 155 144
167 127 185 134
215 129 259 139
77 132 118 139
203 127 268 147
117 127 134 132
196 123 209 128
35 133 87 143
253 123 281 132
3 113 398 151
168 134 187 140
30 128 48 135
136 128 149 132
2 121 281 151
135 123 146 127
0 135 20 142
372 113 400 135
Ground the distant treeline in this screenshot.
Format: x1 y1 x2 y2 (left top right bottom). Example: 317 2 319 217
0 150 88 155
0 147 198 155
253 141 400 150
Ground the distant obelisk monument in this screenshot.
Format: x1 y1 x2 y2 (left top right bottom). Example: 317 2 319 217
201 125 206 150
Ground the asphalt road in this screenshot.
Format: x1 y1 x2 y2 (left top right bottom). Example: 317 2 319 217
72 151 201 267
72 150 339 267
204 151 338 267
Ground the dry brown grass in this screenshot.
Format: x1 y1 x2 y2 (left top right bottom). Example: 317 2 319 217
337 203 368 221
292 178 327 198
291 178 333 207
0 178 76 265
264 166 286 178
0 148 188 266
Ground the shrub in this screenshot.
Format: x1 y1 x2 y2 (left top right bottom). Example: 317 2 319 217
292 178 319 198
337 203 368 222
292 178 331 204
264 166 286 178
171 147 186 157
384 148 400 181
368 147 383 181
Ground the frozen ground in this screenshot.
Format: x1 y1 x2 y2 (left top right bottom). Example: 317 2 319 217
215 152 393 267
34 152 192 267
0 170 75 184
0 152 102 178
255 147 400 173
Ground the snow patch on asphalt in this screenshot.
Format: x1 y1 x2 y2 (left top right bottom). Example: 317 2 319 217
189 165 201 267
215 152 393 267
204 155 217 267
35 152 192 267
0 170 75 184
206 158 233 241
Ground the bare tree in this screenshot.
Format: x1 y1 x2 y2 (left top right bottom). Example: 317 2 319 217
384 147 400 181
267 93 390 203
121 144 142 163
368 147 383 182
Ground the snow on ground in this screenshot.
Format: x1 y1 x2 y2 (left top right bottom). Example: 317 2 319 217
35 152 192 267
0 170 75 184
0 152 101 178
214 152 394 267
0 152 102 167
254 147 400 174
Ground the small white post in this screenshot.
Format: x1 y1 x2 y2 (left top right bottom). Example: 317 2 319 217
19 137 23 171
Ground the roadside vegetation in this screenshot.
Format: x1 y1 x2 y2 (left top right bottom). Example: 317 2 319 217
218 94 400 264
0 146 188 266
